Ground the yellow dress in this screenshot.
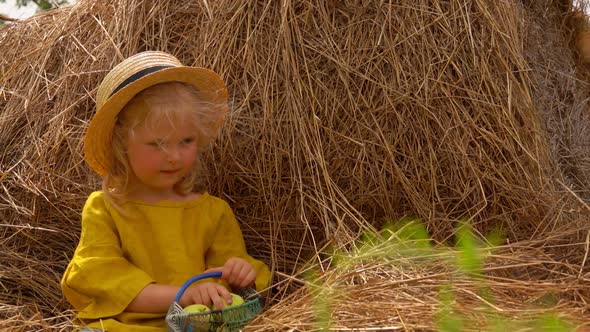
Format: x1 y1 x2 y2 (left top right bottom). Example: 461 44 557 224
61 191 271 332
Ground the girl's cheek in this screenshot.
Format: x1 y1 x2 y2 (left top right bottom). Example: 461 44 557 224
181 144 197 154
143 149 163 161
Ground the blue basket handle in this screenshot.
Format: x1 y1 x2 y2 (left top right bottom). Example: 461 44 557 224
174 271 222 303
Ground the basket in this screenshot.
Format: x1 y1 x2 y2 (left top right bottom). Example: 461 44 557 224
166 272 263 332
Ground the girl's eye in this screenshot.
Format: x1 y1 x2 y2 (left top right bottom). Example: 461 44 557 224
147 141 162 148
181 138 195 145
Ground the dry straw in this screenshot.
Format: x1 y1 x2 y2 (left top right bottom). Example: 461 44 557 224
1 0 589 330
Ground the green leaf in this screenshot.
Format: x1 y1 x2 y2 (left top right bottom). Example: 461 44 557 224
305 269 332 330
38 0 52 10
455 222 483 278
436 287 465 332
485 227 505 247
535 313 574 332
381 217 433 256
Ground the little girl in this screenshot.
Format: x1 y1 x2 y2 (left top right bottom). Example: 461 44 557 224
61 51 270 331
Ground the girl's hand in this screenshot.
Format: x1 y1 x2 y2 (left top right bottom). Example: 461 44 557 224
208 257 256 289
224 257 257 289
179 282 232 310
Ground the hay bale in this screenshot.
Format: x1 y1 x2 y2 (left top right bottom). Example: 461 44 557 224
1 0 589 330
525 0 590 201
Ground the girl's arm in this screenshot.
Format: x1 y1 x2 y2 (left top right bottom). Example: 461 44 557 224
205 200 271 292
61 192 156 318
125 283 180 313
126 282 232 312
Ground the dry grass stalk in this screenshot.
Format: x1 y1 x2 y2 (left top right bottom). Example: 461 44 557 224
0 0 589 330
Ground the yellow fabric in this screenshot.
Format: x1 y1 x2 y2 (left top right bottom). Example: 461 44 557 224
61 191 270 332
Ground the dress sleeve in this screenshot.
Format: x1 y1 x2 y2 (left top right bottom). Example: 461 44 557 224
61 192 155 319
205 200 271 292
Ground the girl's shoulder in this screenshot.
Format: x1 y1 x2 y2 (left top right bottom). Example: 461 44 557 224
189 192 232 210
84 190 109 207
184 193 235 216
88 190 106 199
80 191 118 220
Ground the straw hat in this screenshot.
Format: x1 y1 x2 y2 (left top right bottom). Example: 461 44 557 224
84 51 228 176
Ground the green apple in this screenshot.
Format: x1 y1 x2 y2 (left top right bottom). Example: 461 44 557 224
230 293 245 307
183 304 210 313
212 293 244 310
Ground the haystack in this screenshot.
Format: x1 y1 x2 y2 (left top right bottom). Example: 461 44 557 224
1 0 589 330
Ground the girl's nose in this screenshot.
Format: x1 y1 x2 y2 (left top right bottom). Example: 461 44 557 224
166 146 181 162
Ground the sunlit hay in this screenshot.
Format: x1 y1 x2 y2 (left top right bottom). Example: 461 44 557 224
1 0 589 330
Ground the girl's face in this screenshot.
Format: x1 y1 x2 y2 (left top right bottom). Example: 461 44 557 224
126 115 198 200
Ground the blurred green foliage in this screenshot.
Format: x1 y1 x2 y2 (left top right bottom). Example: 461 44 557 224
0 0 67 11
309 217 575 331
0 0 69 24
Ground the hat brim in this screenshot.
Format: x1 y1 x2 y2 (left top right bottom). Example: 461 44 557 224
84 66 228 176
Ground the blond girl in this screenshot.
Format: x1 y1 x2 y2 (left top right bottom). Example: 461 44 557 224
61 51 270 331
